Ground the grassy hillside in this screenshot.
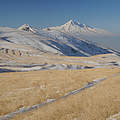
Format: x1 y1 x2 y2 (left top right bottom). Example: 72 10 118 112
0 67 120 119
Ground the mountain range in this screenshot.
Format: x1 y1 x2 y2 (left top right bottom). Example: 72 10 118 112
0 20 120 58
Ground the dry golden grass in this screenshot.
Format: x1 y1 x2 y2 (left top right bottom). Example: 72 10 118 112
0 67 120 119
14 71 120 120
0 50 118 66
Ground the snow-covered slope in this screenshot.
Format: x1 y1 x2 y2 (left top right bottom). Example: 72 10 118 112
43 20 120 51
1 21 120 57
0 27 63 55
0 26 116 57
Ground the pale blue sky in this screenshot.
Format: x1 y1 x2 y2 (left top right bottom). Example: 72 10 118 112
0 0 120 33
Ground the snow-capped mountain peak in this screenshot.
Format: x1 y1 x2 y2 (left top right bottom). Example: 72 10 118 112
44 20 92 31
44 20 111 35
18 24 36 33
64 19 78 26
63 20 90 30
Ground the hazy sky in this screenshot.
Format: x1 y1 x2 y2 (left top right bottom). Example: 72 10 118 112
0 0 120 33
